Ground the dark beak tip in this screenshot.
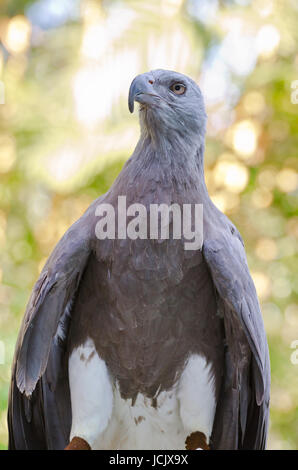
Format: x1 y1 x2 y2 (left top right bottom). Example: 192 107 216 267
128 100 134 113
129 74 145 114
128 77 137 114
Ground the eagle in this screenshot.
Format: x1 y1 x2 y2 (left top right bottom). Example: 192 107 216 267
8 69 270 450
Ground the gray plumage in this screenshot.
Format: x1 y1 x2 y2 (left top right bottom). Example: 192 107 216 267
8 69 270 450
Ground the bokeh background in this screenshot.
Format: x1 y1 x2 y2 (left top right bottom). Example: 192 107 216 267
0 0 297 450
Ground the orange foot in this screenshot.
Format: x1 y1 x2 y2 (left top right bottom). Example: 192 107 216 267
65 436 91 450
185 431 210 450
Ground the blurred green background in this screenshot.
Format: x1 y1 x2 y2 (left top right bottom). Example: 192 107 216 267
0 0 297 450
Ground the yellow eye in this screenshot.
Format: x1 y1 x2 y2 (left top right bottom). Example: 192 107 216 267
170 83 186 95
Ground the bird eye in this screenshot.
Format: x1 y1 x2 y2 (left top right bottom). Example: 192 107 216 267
170 83 186 95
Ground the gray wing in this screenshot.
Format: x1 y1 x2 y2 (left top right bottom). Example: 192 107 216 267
8 200 99 449
203 231 270 450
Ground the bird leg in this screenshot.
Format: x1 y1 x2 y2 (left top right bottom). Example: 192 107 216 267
65 436 91 450
177 355 216 451
67 338 114 450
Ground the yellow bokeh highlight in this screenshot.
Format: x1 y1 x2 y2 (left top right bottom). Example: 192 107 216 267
3 15 31 54
214 159 249 193
232 120 259 158
210 192 227 213
256 24 280 59
210 191 240 213
276 168 298 193
251 271 271 300
251 187 273 208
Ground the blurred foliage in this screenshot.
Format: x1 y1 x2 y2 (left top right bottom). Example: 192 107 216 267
0 0 297 450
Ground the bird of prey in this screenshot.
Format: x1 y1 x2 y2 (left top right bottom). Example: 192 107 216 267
8 69 270 450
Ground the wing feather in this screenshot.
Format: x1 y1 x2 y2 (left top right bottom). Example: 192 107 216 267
203 232 270 449
8 199 100 449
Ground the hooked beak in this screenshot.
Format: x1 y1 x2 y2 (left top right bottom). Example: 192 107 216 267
128 73 157 113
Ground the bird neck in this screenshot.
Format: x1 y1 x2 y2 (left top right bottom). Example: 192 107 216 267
129 132 209 195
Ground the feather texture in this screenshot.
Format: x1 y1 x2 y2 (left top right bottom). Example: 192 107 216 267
8 70 270 450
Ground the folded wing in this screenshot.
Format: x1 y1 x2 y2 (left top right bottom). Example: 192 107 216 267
8 200 99 449
203 231 270 449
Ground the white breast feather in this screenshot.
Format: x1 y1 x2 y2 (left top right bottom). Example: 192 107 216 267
69 338 216 450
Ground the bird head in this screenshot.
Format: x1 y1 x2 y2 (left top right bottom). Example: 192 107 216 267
128 69 207 146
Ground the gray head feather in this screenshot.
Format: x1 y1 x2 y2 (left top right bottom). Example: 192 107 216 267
128 69 207 152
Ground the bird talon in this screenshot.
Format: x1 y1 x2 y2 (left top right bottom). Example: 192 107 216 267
185 431 209 450
65 436 91 450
